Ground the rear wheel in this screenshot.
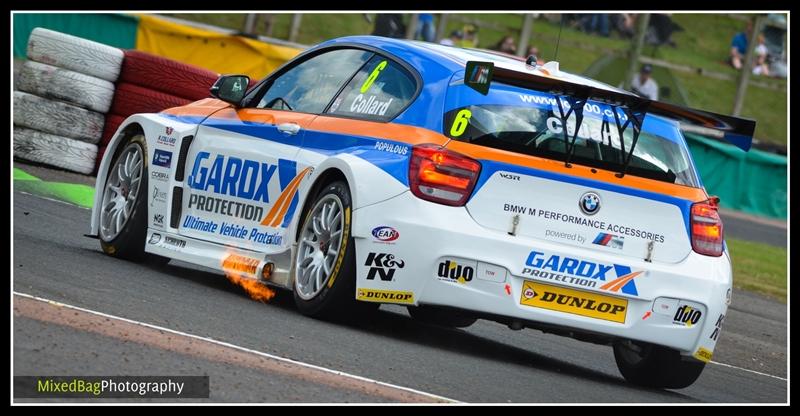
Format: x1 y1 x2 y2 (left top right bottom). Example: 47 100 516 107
407 305 477 328
293 181 374 319
613 340 705 389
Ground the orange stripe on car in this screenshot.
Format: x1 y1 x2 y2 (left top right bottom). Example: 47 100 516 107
599 271 644 292
260 167 311 227
445 140 709 202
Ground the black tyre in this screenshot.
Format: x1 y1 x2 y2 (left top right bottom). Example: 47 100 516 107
98 134 152 262
407 305 477 328
293 181 373 319
613 340 705 389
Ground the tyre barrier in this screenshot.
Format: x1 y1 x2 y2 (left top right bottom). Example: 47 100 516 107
14 90 104 144
27 27 124 83
13 126 98 175
119 50 219 101
17 60 115 113
110 82 192 118
16 28 221 176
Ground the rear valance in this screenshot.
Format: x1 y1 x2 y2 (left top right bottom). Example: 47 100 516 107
467 61 756 152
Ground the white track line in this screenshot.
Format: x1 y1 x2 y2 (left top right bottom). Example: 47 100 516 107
709 360 787 381
13 291 457 403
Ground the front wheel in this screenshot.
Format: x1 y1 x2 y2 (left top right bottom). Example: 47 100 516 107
98 135 149 261
293 181 372 319
613 340 705 389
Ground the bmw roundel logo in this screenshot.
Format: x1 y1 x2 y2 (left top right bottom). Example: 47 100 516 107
579 192 601 216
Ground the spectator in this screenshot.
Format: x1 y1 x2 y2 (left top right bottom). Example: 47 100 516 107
526 46 544 65
630 64 659 100
415 14 436 42
457 24 479 48
753 34 770 76
582 14 610 37
371 14 406 39
729 20 753 70
614 14 637 38
491 35 517 55
440 30 462 46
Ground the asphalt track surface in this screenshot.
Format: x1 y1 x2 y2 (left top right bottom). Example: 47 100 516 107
13 182 787 403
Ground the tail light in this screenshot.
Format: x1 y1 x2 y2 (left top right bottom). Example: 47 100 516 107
691 197 724 257
409 144 481 206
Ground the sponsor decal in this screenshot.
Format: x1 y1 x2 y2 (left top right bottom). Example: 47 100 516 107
165 127 174 135
579 192 601 216
151 186 167 206
182 215 283 246
222 254 260 275
151 171 169 182
152 150 172 168
149 233 161 244
499 172 520 181
350 94 393 116
710 313 725 341
157 135 177 147
364 252 405 281
437 260 474 284
153 214 164 227
673 304 702 327
357 288 414 304
519 280 628 323
374 141 409 155
187 152 309 227
694 347 713 363
188 194 264 221
522 250 644 296
465 61 494 95
371 226 399 243
501 204 665 243
545 229 586 244
162 236 185 250
592 232 625 249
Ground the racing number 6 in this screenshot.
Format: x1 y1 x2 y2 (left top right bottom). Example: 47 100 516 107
450 109 472 137
360 60 388 93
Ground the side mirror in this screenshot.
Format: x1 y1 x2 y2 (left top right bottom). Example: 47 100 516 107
210 75 250 105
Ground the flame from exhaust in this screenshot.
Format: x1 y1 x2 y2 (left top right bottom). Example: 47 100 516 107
222 253 276 303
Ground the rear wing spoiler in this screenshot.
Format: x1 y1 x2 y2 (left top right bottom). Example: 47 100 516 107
465 61 756 151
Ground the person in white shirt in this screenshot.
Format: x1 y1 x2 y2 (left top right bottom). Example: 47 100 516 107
630 64 659 100
752 34 770 76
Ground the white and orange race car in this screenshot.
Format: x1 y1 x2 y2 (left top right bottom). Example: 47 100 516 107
89 36 754 389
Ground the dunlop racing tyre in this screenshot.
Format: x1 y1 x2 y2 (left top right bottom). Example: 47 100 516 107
293 181 374 319
613 340 705 389
98 135 151 262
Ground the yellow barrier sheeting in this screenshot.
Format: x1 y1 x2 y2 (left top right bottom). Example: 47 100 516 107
136 14 303 80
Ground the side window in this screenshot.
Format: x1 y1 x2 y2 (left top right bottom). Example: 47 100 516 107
326 55 417 121
256 49 373 114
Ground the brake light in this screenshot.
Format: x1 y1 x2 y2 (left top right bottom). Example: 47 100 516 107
691 197 724 257
409 144 481 206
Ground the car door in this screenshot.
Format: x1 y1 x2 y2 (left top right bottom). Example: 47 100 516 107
178 48 375 253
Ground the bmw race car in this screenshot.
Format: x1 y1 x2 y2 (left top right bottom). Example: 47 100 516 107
89 36 755 389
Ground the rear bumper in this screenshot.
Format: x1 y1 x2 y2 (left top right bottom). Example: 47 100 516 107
352 191 731 361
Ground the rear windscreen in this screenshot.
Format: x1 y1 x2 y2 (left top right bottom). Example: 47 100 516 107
444 82 699 187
